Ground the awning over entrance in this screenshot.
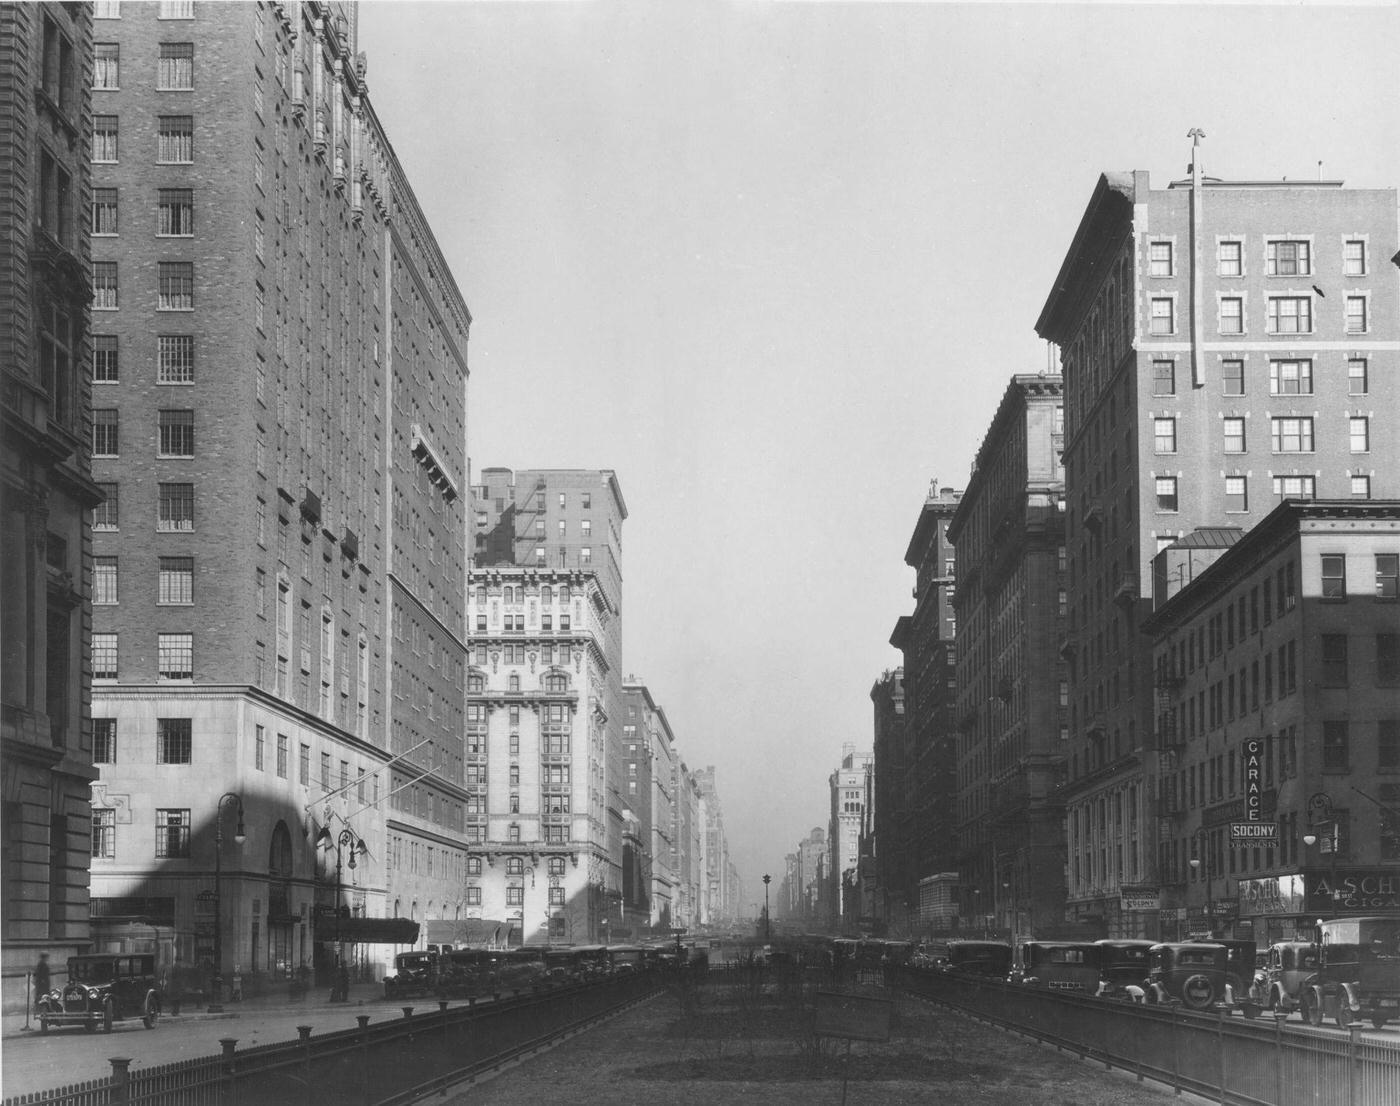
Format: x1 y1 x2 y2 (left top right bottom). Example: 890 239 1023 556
323 917 420 945
424 918 508 947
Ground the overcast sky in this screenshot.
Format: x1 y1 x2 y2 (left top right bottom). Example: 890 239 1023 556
356 0 1400 903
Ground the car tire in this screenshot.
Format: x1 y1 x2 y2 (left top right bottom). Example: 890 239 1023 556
1336 1002 1354 1029
1372 1016 1388 1029
1303 990 1324 1027
1181 974 1216 1011
102 998 114 1034
142 993 159 1029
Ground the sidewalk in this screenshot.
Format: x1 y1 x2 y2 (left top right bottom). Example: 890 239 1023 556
2 980 397 1041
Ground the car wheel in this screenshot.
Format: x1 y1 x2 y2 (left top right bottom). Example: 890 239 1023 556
1304 991 1324 1027
1336 1002 1354 1029
102 998 114 1033
1181 974 1217 1011
142 993 159 1029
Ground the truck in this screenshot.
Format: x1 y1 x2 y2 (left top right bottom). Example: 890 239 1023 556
1299 916 1400 1029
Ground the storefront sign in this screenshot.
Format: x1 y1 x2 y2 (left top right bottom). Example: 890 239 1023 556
1230 822 1277 844
1239 875 1304 916
1306 870 1400 912
1243 739 1263 820
1121 886 1160 911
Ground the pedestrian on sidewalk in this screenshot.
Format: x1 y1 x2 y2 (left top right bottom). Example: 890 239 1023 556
33 954 51 1009
231 965 244 1002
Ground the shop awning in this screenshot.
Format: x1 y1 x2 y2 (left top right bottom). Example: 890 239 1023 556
323 917 421 945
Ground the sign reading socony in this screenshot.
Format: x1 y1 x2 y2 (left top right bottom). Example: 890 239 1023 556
1230 822 1278 845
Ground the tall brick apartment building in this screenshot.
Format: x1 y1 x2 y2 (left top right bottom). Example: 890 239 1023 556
1035 150 1399 937
1 0 104 1012
947 374 1068 939
86 1 471 992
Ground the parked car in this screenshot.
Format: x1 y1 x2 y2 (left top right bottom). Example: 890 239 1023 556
1299 916 1400 1029
1248 941 1318 1017
1215 938 1258 1003
1093 939 1156 1001
1145 943 1231 1011
1013 941 1101 992
36 954 161 1034
943 940 1013 978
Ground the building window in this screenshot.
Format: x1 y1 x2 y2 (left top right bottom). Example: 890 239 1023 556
254 725 265 771
1266 240 1310 276
157 335 194 383
93 335 118 383
1149 241 1173 277
1348 416 1369 453
93 261 118 308
158 633 193 680
158 556 193 604
1222 417 1245 454
91 187 118 235
277 733 288 778
1321 635 1349 686
1322 721 1349 770
1152 360 1175 396
1321 554 1346 600
1346 358 1368 395
1270 417 1313 453
157 42 193 89
1219 297 1243 334
95 0 120 17
1268 359 1311 395
93 408 118 456
94 42 119 89
1266 297 1311 334
157 188 193 235
93 719 116 763
1344 296 1367 334
157 718 192 763
1351 475 1371 500
92 809 115 860
1379 635 1400 685
1154 477 1178 512
1272 475 1315 501
1343 239 1366 276
158 409 194 456
94 115 118 162
93 633 117 679
1224 476 1247 513
158 0 194 17
158 262 193 310
1220 359 1244 396
155 808 191 858
1218 240 1242 276
1378 555 1400 600
1149 298 1175 335
158 483 194 531
94 556 118 604
156 116 193 163
1153 418 1176 454
94 483 118 531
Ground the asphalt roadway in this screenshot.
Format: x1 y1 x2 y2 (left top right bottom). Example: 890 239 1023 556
0 982 422 1100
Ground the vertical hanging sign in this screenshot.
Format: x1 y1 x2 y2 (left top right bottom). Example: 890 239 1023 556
1230 738 1276 845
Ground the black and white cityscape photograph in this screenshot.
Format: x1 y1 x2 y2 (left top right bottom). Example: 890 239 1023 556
2 0 1399 1102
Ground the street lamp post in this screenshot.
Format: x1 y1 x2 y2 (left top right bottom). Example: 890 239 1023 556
1303 791 1339 915
317 824 366 1001
1188 825 1212 938
209 792 246 1013
762 874 771 941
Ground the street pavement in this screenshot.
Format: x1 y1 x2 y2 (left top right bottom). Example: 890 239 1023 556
0 982 429 1101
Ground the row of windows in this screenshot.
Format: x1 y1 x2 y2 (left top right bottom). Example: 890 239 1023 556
1319 634 1400 686
94 1 195 20
93 115 193 164
89 475 193 535
92 633 191 680
91 262 194 310
91 188 194 236
1152 473 1373 512
94 41 194 91
1152 357 1370 397
1151 415 1372 455
91 807 191 860
93 556 193 605
1147 294 1370 336
93 335 194 385
1322 553 1399 599
93 409 196 456
1149 237 1371 279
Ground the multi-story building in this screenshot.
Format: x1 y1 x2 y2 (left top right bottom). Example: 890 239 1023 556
890 481 961 930
693 766 732 927
1035 148 1399 935
827 745 871 929
85 1 471 991
672 761 702 929
793 827 827 928
947 374 1068 937
621 677 680 934
1145 500 1400 944
867 668 907 933
1 0 103 1010
468 468 626 944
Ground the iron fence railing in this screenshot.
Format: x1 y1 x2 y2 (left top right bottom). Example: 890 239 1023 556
894 966 1400 1106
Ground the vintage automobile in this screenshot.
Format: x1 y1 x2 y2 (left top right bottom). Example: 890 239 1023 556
943 940 1013 978
36 954 161 1034
1145 942 1231 1011
1215 938 1258 1003
1013 941 1101 992
1247 941 1318 1017
1299 916 1400 1029
1093 939 1156 1001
